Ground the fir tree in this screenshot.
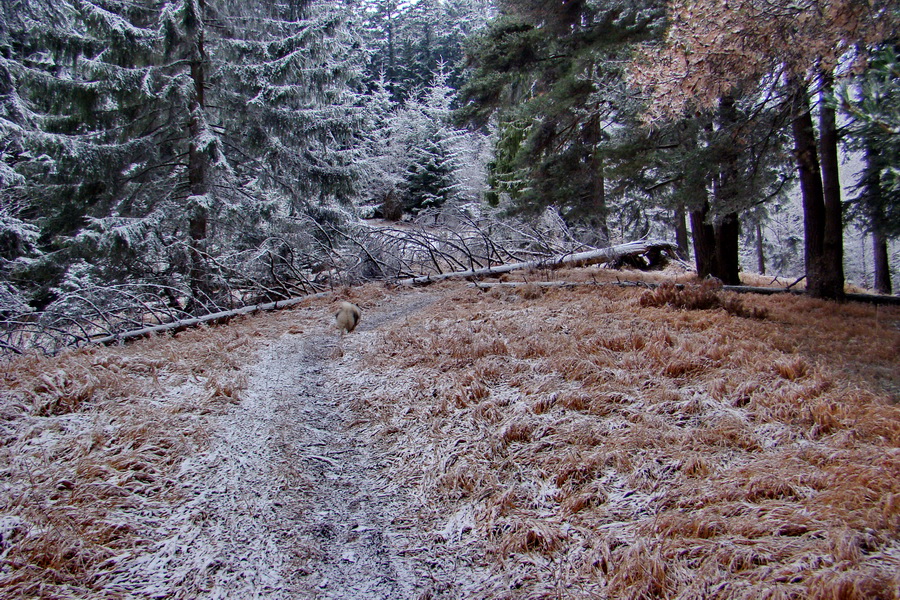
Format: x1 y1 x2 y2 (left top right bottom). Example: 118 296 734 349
355 72 407 218
399 67 464 215
357 66 481 220
840 44 899 294
458 3 665 241
1 0 365 312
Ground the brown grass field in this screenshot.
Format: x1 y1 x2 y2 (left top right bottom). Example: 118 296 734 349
1 267 898 598
0 309 305 598
360 269 900 599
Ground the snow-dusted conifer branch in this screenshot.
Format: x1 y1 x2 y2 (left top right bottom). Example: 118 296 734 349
0 218 351 355
0 205 578 355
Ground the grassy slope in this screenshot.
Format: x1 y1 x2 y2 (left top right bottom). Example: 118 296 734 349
1 269 898 599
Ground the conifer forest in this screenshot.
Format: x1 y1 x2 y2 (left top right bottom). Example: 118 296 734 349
1 0 898 352
2 3 900 599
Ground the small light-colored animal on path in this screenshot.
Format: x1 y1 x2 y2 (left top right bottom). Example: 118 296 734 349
335 301 361 334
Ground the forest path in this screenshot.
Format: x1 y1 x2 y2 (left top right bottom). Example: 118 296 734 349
108 289 444 599
259 291 442 598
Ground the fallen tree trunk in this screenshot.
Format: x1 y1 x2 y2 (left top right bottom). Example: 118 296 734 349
91 292 331 346
727 286 900 305
91 242 672 348
89 238 896 350
397 240 680 286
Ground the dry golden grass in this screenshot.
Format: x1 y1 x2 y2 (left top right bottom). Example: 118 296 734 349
3 273 897 598
0 283 395 597
0 320 273 597
362 274 900 599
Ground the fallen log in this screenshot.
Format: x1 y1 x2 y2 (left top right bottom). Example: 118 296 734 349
91 291 331 346
726 286 900 305
397 240 680 286
88 241 675 348
473 280 651 290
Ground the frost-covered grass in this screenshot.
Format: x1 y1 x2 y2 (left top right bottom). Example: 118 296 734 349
1 272 898 599
361 271 900 599
0 324 259 598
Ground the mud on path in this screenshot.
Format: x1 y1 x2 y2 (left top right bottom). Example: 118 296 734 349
108 290 461 599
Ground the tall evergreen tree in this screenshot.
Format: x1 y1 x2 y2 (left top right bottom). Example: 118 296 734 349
630 0 896 298
1 0 364 312
1 0 159 307
840 44 899 294
458 1 666 243
357 67 478 219
398 68 465 215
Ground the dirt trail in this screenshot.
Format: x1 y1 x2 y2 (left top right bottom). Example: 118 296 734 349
108 291 446 598
263 293 440 598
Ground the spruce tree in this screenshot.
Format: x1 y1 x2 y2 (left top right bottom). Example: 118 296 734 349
458 3 665 241
840 45 899 294
1 0 364 313
357 67 479 220
399 68 464 216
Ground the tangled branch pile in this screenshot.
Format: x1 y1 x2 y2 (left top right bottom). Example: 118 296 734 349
0 209 579 356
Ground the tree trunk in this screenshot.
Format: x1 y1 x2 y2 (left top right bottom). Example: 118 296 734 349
710 96 742 285
714 212 741 285
399 240 679 285
789 77 835 299
818 71 846 299
688 201 739 284
387 3 396 94
862 142 893 295
675 203 690 259
591 159 610 243
873 230 892 295
186 0 210 310
690 202 718 279
755 221 766 275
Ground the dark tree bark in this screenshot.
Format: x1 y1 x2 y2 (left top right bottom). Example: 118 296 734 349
674 203 690 259
681 97 740 284
186 0 211 310
862 143 893 295
383 1 396 95
818 71 846 299
873 230 892 295
714 212 741 285
707 95 741 285
755 221 766 275
690 201 718 279
790 77 843 299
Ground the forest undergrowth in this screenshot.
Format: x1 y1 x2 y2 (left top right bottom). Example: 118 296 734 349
0 267 898 599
